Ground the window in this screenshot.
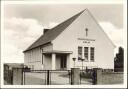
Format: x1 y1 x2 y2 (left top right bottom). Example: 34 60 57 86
42 54 43 64
78 46 82 61
90 47 95 62
42 49 43 64
84 47 88 61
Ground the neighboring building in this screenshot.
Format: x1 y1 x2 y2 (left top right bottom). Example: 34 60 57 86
23 9 115 70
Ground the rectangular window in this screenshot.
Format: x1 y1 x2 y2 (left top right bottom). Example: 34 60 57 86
78 46 82 61
90 47 95 62
84 47 88 61
42 49 43 64
42 54 43 64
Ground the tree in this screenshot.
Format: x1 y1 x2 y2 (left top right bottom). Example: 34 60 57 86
114 47 124 68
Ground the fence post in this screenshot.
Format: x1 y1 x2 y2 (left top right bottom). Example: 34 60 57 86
71 68 80 85
47 70 50 85
12 68 23 85
92 68 102 85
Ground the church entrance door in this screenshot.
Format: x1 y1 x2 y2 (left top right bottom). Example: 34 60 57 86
60 55 67 70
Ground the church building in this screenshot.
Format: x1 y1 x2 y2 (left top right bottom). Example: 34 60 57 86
23 9 115 70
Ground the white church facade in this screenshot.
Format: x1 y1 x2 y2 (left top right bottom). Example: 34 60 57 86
23 9 115 70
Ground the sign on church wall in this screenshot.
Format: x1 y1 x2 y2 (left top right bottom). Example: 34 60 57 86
77 38 95 44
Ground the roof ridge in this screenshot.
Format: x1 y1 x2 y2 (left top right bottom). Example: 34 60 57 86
23 9 85 52
50 9 85 29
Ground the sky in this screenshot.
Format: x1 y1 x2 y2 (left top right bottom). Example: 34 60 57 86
1 3 123 63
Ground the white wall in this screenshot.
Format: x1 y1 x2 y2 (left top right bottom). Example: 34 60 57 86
52 10 115 69
43 54 52 70
24 47 42 70
42 44 53 51
42 44 53 70
24 44 53 70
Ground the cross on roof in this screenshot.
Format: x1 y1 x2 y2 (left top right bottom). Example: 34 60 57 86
85 28 88 37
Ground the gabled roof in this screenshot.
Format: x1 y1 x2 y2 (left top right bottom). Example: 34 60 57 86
23 10 85 52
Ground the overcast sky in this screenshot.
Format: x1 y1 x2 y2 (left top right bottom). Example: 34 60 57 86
2 4 123 63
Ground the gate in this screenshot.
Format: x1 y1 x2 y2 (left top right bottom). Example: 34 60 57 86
23 69 71 85
49 70 71 85
23 69 47 85
79 69 94 85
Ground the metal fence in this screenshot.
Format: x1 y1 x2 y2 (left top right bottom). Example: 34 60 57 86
23 69 71 85
23 70 47 85
5 67 123 85
4 68 97 85
50 70 71 85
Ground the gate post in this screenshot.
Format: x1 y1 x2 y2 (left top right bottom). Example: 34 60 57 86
71 68 80 85
12 68 23 85
92 68 102 85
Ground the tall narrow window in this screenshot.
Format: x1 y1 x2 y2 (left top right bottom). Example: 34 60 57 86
90 47 95 62
42 49 43 64
84 47 88 61
42 54 43 64
78 46 82 61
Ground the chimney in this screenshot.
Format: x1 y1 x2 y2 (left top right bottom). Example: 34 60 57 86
43 28 50 34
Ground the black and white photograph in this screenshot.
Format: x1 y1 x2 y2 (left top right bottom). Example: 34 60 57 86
1 0 127 88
